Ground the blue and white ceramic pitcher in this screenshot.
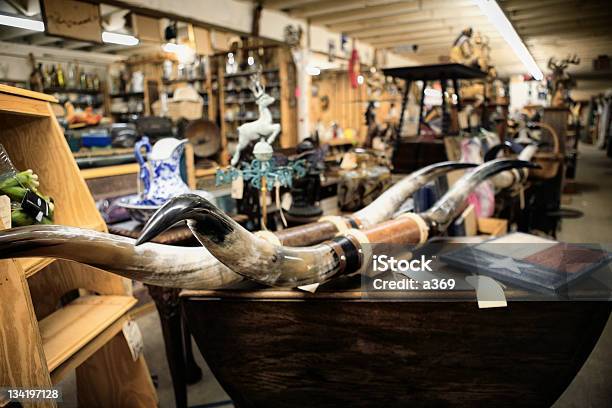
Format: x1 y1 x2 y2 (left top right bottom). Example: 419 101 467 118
135 136 191 206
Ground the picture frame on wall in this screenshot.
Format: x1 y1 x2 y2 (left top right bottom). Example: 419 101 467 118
40 0 102 44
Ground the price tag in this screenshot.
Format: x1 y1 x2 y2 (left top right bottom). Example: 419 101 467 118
0 195 10 229
21 190 49 223
231 174 244 199
281 192 292 211
122 320 144 362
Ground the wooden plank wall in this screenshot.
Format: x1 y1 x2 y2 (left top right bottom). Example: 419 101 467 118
310 71 403 144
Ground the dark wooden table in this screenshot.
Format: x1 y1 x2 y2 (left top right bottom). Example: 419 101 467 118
109 220 202 408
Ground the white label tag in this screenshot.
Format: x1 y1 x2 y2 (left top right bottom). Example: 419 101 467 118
465 275 508 309
0 195 10 229
297 283 320 293
281 192 292 211
122 320 144 362
231 174 244 199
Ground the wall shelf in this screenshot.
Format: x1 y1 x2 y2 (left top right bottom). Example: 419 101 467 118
223 68 279 79
40 295 137 372
109 91 144 98
44 87 102 95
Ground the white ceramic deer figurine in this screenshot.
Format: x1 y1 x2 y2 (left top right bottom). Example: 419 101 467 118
231 76 281 165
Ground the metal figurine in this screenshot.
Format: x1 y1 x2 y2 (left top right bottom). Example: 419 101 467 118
218 140 306 229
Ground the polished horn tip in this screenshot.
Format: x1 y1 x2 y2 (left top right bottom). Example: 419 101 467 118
136 194 209 246
450 162 478 169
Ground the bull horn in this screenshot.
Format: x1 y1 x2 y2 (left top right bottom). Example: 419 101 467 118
136 159 536 287
0 162 472 288
351 161 475 227
276 161 474 246
422 159 539 234
137 194 343 287
0 225 242 289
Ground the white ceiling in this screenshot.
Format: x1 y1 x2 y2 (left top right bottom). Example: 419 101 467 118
0 0 610 77
263 0 612 77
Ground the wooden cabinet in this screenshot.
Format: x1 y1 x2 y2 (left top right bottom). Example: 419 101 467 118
0 85 156 407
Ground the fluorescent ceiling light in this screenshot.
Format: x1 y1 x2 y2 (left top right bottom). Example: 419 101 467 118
0 14 44 31
102 31 139 46
473 0 543 80
306 65 320 76
162 42 196 64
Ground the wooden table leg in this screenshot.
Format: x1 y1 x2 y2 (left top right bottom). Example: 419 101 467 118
183 317 203 385
146 285 188 408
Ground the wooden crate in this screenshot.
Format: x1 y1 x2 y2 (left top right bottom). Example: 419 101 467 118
478 217 508 237
0 85 157 407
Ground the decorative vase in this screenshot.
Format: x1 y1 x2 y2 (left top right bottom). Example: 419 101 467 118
135 137 191 206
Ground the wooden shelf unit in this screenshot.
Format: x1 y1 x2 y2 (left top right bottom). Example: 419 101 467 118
0 84 157 407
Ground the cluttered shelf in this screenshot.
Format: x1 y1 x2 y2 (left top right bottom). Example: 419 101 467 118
44 87 102 95
109 91 144 98
80 163 140 180
223 68 279 79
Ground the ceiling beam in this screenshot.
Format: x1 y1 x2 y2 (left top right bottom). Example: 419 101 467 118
348 16 493 40
88 44 130 53
371 34 505 49
62 41 94 50
358 27 501 43
308 1 422 25
512 11 612 28
0 27 32 41
0 40 122 64
288 0 367 17
6 0 40 16
334 8 484 33
289 0 398 18
26 33 61 46
263 0 321 10
507 2 609 21
518 18 612 37
501 0 582 12
310 0 477 25
365 28 501 46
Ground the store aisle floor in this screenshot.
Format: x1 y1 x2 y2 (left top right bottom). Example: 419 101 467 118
558 143 612 243
554 143 612 407
136 311 233 408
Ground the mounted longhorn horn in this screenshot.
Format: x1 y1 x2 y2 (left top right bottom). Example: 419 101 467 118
0 225 242 289
0 162 472 288
136 159 538 288
276 160 475 246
